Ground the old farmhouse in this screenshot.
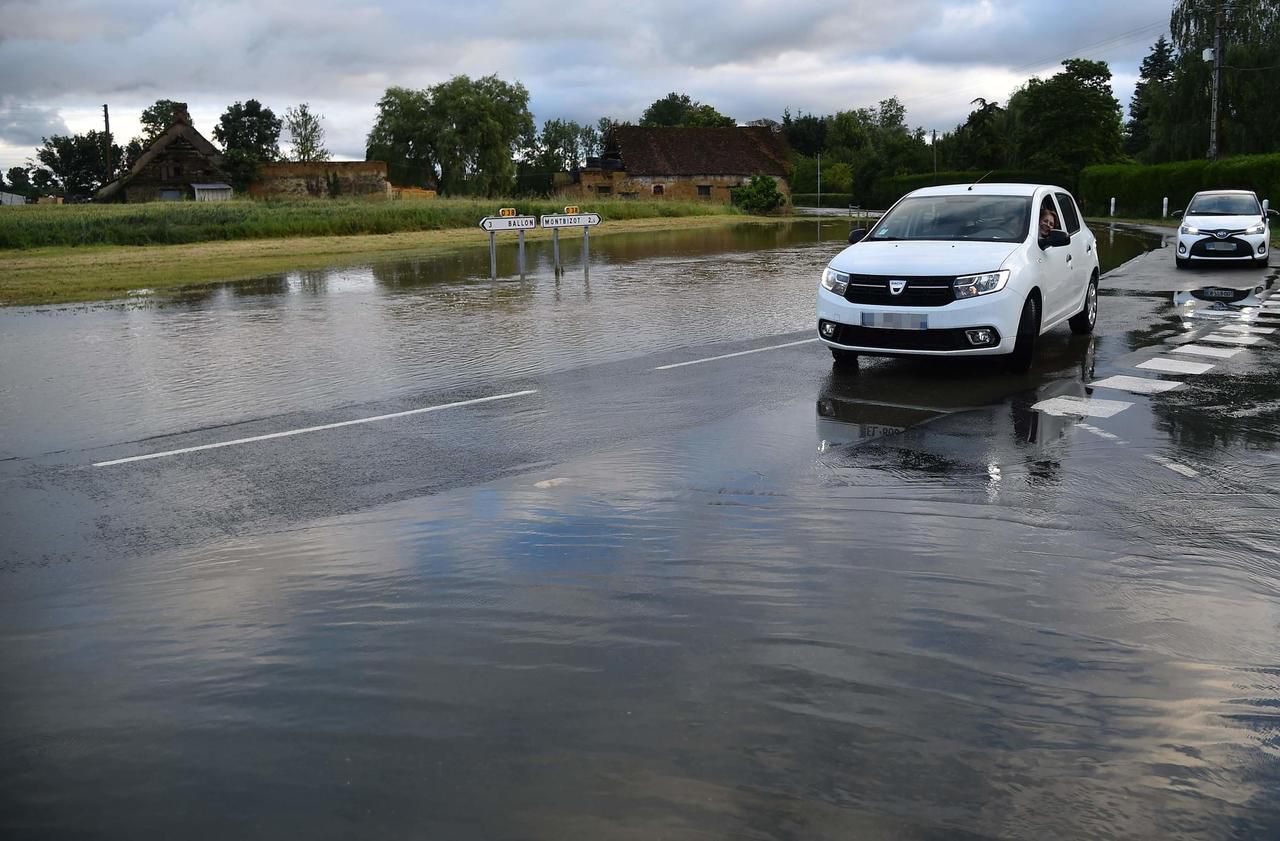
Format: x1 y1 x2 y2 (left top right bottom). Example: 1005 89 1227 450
565 126 791 204
97 104 232 203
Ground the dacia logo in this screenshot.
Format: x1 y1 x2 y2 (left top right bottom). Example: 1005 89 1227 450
889 280 907 295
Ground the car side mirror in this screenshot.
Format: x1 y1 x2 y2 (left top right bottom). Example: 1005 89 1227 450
1171 209 1183 218
1040 229 1071 249
847 228 868 245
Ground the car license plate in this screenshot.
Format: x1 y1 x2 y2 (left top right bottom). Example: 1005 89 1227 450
861 312 928 330
1201 287 1236 298
1205 242 1234 251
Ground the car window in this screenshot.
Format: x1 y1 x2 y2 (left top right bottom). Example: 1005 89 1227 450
870 195 1031 243
1055 192 1082 234
1187 194 1261 215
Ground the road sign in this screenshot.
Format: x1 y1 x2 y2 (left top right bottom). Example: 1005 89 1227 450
480 215 536 232
540 212 601 229
563 205 579 214
498 207 517 217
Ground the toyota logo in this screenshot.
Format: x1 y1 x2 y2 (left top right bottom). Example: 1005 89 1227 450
1215 230 1229 239
889 280 907 295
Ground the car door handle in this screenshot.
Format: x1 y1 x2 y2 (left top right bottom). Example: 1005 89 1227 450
1066 255 1073 262
1086 244 1092 253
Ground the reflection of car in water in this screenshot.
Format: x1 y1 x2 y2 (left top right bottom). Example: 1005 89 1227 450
1172 189 1275 269
817 183 1100 373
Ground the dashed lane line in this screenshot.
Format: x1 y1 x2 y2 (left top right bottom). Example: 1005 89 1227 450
654 338 818 370
1089 375 1183 395
1215 323 1277 335
1200 333 1264 346
1171 344 1245 359
93 389 540 467
1146 454 1200 478
1135 357 1215 375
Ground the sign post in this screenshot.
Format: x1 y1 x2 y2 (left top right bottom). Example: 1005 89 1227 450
539 206 601 272
479 208 536 278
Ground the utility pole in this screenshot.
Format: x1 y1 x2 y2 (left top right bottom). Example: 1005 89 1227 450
932 129 938 181
1208 1 1223 160
102 104 112 186
816 152 821 209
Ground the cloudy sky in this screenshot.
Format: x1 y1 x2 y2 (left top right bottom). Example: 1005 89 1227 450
0 0 1175 174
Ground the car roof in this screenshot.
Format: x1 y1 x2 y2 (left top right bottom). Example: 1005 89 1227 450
1192 189 1258 196
906 183 1065 198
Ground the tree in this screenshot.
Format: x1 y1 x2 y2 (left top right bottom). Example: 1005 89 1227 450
366 86 435 187
6 167 32 195
284 103 330 162
1007 59 1123 173
532 119 598 172
139 99 186 142
640 92 734 127
941 98 1012 171
731 175 785 213
213 99 282 189
781 109 827 157
1126 37 1176 161
33 131 124 195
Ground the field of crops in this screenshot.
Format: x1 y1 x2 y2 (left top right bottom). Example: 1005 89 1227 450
0 197 740 249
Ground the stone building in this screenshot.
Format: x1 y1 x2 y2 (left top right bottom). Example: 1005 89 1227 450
96 104 232 203
565 126 791 203
248 162 391 199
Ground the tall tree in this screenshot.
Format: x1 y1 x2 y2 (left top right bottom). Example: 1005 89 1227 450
781 109 826 157
1007 59 1123 173
33 131 124 195
6 167 32 195
366 86 435 187
213 99 282 189
284 103 330 162
640 92 734 127
139 99 186 142
1125 37 1176 161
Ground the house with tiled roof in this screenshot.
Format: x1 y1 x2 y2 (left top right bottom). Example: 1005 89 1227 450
565 126 791 204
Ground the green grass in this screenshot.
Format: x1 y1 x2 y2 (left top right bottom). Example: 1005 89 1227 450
0 197 741 249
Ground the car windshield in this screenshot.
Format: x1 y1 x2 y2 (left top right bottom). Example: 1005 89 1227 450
1187 194 1260 216
869 195 1032 243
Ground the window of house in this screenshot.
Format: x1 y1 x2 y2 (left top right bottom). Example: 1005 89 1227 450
697 185 712 197
652 185 664 196
596 185 612 195
158 189 183 201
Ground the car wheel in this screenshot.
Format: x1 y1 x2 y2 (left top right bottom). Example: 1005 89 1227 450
1007 294 1039 373
1068 275 1098 335
1175 256 1189 270
830 348 859 369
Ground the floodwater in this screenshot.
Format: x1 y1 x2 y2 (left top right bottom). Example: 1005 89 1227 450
0 220 1153 458
6 221 1280 840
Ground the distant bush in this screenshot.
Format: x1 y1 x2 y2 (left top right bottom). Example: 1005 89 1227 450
791 193 854 208
1078 153 1280 218
0 197 741 249
866 170 1075 210
731 175 785 214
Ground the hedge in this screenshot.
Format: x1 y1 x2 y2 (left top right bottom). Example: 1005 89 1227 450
862 170 1076 210
791 192 854 208
1078 153 1280 218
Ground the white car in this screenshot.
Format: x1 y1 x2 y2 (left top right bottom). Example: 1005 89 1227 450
1173 189 1275 269
817 183 1100 371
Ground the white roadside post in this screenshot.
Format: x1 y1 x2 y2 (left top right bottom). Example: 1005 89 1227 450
539 206 601 272
1110 197 1116 217
479 208 536 279
1162 197 1168 218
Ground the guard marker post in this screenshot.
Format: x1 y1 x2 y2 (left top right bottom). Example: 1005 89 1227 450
540 207 601 273
1162 197 1169 218
1110 197 1116 217
479 208 536 279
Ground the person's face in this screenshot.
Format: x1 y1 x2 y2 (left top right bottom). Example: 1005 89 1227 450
1039 209 1054 236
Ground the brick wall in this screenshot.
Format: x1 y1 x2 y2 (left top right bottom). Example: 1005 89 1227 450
567 171 790 203
250 162 392 199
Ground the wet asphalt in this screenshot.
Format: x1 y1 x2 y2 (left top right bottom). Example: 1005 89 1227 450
2 224 1280 840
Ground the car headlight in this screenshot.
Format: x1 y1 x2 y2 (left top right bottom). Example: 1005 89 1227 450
821 267 849 295
953 270 1010 299
1245 222 1266 235
1180 225 1201 235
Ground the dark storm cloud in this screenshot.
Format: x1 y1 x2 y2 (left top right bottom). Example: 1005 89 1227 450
0 0 1172 169
0 101 70 146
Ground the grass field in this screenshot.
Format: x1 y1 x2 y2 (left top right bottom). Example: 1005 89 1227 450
0 214 777 306
0 197 741 249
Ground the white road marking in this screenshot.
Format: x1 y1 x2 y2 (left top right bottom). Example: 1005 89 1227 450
1171 343 1244 359
654 338 818 370
1089 375 1183 394
1032 396 1132 418
1146 454 1199 478
1200 333 1263 346
1135 357 1214 375
1075 422 1125 442
1215 323 1277 334
93 390 540 467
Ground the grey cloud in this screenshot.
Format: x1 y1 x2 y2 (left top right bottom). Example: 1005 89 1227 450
0 101 70 145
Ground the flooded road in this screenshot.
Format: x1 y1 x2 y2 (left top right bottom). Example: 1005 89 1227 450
3 222 1280 840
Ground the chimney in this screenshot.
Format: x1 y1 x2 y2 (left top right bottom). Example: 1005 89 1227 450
173 103 191 126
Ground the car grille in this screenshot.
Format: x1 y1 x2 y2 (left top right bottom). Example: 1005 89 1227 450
828 324 986 351
843 275 956 307
1190 236 1251 258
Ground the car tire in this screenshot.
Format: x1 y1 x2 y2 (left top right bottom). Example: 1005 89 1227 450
1007 294 1039 373
1068 275 1098 335
831 348 859 369
1175 256 1189 270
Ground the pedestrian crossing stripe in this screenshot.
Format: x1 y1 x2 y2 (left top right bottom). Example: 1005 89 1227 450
1090 375 1183 394
1171 343 1244 359
1136 357 1214 375
1032 395 1133 418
